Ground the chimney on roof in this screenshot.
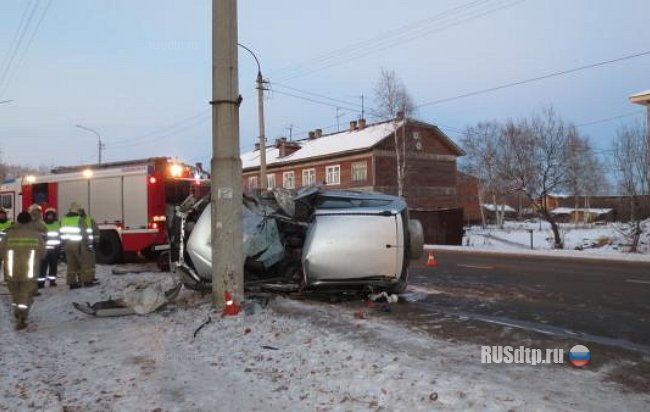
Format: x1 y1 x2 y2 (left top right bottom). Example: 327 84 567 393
276 137 300 158
315 128 322 138
308 131 316 139
349 120 357 131
396 111 405 121
254 142 260 151
358 118 366 129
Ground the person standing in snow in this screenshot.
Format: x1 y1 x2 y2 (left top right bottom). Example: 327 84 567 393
27 204 48 289
0 207 13 281
78 208 99 286
0 211 45 330
60 202 87 289
41 208 61 287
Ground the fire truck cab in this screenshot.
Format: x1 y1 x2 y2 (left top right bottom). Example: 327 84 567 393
13 157 209 264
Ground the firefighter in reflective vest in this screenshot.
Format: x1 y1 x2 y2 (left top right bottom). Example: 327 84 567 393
79 208 99 285
28 204 49 288
0 207 13 281
60 202 88 289
40 208 61 287
0 211 45 330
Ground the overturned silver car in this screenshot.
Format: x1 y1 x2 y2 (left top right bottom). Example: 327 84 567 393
170 187 424 293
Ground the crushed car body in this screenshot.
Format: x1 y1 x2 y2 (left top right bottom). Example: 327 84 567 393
170 186 424 293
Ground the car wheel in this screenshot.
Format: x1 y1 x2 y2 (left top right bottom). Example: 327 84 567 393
96 230 123 264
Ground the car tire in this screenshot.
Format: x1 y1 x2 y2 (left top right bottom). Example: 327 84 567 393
408 219 424 260
96 230 123 264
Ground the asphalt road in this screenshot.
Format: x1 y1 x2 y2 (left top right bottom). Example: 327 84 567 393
406 250 650 350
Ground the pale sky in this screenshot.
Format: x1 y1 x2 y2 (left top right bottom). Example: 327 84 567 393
0 0 648 170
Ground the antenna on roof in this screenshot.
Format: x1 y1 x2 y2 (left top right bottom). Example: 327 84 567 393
361 93 365 120
336 107 345 132
285 124 294 141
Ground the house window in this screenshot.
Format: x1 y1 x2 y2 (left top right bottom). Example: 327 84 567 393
351 161 367 182
266 173 276 188
412 131 423 151
283 171 295 189
302 168 316 186
248 176 258 190
325 165 340 185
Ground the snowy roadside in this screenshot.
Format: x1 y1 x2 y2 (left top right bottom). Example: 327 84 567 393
1 266 649 411
450 220 650 262
425 244 650 263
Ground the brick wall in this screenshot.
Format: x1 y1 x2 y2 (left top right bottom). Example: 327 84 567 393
243 155 374 191
457 172 481 223
372 123 460 209
242 120 463 211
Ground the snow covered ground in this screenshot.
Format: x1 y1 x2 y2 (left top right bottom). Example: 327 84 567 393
463 220 650 255
1 265 649 411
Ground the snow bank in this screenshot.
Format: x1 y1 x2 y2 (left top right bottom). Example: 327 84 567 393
461 220 650 257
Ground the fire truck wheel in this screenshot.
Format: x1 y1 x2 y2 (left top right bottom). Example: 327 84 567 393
96 231 123 264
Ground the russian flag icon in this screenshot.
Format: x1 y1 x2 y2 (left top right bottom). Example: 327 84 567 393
568 345 591 367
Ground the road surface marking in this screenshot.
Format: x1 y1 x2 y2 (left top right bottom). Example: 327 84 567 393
625 279 650 285
456 264 494 270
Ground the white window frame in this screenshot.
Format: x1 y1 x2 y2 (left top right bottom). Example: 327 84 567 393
282 171 295 189
325 165 340 185
302 168 316 186
248 176 258 190
266 173 276 188
351 161 368 182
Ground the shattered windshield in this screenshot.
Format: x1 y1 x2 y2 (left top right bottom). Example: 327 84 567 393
314 197 394 209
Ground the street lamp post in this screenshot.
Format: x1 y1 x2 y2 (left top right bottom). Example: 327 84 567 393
238 43 267 190
75 124 104 164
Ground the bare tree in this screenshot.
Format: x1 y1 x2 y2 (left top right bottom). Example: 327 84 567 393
565 127 606 225
460 121 506 228
498 108 571 248
611 122 649 252
374 68 414 197
0 149 45 182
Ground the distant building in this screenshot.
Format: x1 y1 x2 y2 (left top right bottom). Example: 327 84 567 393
551 207 614 223
240 116 465 210
456 172 481 224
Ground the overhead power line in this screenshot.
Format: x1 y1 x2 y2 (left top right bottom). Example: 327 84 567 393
106 112 210 150
272 0 525 82
0 0 54 98
0 0 40 98
415 50 650 108
271 89 362 113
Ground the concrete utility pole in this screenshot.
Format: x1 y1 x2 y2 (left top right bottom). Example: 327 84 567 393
237 43 266 189
75 124 104 164
211 0 244 308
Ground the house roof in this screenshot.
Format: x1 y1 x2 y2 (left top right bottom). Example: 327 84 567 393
241 118 463 170
482 203 516 212
629 89 650 105
551 207 613 215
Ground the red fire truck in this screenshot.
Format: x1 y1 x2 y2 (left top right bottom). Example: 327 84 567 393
3 157 209 264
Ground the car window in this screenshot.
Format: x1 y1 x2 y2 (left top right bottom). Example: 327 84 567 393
315 197 393 209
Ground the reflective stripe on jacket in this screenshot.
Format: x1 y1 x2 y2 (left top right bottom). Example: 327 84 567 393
1 225 45 281
60 215 84 242
45 221 62 249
